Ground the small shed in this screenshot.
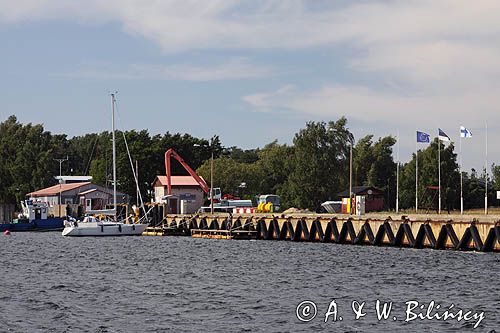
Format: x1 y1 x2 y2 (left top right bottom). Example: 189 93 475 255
338 186 385 212
152 176 205 214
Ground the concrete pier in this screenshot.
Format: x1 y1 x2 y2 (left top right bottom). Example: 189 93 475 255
143 208 500 252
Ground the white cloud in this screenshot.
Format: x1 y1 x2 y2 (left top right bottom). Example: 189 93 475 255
244 84 500 126
2 0 500 166
242 85 295 110
2 1 500 50
2 1 500 84
62 58 273 81
350 41 500 87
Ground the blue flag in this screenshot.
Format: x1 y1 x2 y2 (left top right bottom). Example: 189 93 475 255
417 131 430 143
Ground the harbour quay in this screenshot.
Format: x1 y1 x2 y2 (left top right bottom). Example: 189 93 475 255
142 207 500 253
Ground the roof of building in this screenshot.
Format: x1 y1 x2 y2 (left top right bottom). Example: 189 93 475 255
338 186 384 197
54 175 93 182
154 175 205 187
79 188 97 195
27 182 92 197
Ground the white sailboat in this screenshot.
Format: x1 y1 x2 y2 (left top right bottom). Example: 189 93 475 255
62 94 148 237
62 215 147 236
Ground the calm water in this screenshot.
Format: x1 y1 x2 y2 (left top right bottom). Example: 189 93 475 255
0 233 498 332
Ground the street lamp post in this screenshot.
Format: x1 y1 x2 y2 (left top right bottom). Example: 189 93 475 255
328 126 354 215
194 136 216 215
54 156 68 217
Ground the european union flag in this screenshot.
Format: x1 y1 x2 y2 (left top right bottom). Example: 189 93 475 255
417 131 430 143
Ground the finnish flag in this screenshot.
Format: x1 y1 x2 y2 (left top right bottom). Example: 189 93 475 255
438 128 451 142
460 126 472 138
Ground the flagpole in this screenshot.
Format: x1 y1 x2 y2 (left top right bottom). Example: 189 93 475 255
416 130 418 213
396 129 399 214
460 133 463 215
438 131 441 214
485 122 488 215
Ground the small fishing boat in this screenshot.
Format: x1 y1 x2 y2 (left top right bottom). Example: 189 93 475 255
62 93 149 237
0 200 64 232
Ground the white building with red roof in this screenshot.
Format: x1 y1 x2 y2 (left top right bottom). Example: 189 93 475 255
152 175 205 214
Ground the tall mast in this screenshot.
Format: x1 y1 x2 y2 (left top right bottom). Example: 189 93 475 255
111 93 117 220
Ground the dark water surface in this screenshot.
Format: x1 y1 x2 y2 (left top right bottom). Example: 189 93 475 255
0 233 498 332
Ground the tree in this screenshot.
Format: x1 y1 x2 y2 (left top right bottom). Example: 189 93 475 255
352 135 396 209
492 164 500 192
399 139 459 212
222 146 259 164
0 116 63 205
196 157 262 200
462 169 486 209
280 118 352 211
368 136 397 208
255 141 294 196
353 135 375 186
0 115 219 205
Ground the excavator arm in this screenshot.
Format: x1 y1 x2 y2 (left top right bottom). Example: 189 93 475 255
164 148 210 195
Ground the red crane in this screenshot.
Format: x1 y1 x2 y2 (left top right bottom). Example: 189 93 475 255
164 148 209 195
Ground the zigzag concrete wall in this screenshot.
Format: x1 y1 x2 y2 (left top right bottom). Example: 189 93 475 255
148 211 500 252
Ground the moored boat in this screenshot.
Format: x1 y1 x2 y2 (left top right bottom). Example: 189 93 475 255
321 200 342 213
0 200 64 232
62 216 147 236
62 93 149 237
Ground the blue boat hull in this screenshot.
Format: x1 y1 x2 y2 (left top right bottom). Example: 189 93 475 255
0 218 65 232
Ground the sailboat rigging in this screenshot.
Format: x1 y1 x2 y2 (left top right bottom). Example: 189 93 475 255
62 93 149 237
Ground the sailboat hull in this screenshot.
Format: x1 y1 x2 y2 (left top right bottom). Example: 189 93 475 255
62 222 148 237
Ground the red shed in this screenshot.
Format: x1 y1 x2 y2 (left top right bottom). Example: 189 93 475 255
338 186 385 212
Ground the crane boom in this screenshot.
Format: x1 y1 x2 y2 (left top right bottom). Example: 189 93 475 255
164 148 210 195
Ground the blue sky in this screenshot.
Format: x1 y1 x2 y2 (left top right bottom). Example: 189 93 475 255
1 1 499 173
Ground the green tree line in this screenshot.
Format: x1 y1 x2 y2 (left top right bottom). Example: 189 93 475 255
1 115 498 211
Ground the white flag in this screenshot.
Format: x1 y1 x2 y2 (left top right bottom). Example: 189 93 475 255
460 126 472 138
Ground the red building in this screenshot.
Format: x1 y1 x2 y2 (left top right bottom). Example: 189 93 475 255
338 186 385 212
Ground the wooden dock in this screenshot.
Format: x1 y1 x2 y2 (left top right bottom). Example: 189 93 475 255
191 229 257 240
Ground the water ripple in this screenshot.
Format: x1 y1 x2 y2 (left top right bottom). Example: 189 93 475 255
0 233 498 332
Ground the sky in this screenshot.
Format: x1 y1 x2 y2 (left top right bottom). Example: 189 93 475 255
1 0 499 173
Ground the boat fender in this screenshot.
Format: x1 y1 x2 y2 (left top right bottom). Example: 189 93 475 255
101 225 104 232
73 221 78 227
3 230 11 236
132 225 135 231
118 224 122 232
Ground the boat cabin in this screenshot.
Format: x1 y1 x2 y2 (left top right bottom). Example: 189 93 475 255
20 200 49 221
